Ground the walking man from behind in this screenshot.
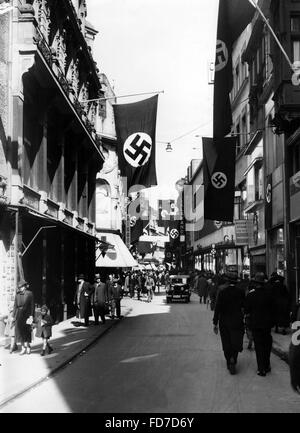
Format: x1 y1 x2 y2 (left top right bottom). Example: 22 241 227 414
244 272 274 376
213 272 245 375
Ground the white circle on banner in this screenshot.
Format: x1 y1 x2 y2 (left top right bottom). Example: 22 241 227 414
123 133 152 167
215 39 228 72
211 172 227 189
130 216 137 227
161 210 169 219
170 228 179 239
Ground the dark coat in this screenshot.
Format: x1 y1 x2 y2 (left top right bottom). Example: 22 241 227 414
289 304 300 393
269 278 291 327
197 276 209 297
93 282 108 306
244 282 275 330
213 283 245 354
35 313 53 339
13 289 34 344
213 283 245 330
74 280 94 318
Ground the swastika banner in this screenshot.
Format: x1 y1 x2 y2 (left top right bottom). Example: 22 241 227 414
213 0 254 138
113 95 158 190
202 136 236 222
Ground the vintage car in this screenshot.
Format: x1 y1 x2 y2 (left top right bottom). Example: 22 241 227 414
166 275 191 303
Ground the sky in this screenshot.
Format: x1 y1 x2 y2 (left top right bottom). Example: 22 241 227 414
87 0 219 200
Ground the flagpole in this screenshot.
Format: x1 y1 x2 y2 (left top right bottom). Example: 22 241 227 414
247 0 294 70
80 90 164 104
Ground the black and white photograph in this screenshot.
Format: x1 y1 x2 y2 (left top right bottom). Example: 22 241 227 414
0 0 300 418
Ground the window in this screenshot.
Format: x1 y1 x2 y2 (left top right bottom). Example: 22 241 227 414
291 15 300 62
291 142 300 175
291 16 300 32
263 28 273 81
193 191 197 210
241 110 248 148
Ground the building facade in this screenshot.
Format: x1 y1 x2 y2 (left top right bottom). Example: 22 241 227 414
0 0 107 330
188 0 300 308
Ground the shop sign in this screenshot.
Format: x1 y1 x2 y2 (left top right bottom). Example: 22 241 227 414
235 220 254 245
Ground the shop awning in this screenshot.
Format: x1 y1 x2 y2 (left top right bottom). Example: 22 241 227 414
96 232 138 268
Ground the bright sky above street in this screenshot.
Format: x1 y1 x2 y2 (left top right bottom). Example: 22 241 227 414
88 0 219 199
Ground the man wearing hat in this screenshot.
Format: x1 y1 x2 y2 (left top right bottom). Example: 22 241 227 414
213 272 245 374
93 274 108 325
74 274 94 326
244 272 275 376
13 279 34 355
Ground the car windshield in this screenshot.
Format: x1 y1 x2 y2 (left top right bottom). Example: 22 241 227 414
171 277 188 284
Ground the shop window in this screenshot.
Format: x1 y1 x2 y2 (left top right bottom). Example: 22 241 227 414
291 15 300 62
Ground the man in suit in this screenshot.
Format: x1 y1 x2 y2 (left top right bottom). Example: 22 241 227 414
213 272 245 374
93 275 108 325
244 272 275 376
74 274 94 326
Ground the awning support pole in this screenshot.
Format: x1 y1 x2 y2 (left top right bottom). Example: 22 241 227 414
21 226 56 257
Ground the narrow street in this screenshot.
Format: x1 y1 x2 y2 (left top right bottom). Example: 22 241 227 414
1 290 299 413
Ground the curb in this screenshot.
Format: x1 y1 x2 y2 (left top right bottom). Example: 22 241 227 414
272 343 289 364
0 307 133 409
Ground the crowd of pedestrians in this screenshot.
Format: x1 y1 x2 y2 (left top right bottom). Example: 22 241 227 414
3 266 299 394
192 268 299 392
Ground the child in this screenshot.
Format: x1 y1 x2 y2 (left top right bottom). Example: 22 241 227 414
4 303 17 354
35 305 54 356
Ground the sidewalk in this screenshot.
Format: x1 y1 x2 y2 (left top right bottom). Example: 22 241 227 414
271 329 291 363
0 296 292 409
0 298 133 408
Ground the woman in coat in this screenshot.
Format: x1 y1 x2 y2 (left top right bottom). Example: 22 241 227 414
13 279 35 355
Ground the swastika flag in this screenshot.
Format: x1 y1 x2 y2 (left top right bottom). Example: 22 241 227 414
213 0 255 138
113 95 158 190
202 136 236 222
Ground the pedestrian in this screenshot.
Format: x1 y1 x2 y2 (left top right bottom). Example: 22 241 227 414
111 278 122 319
213 272 245 375
136 272 142 300
123 272 130 297
13 279 35 355
4 302 17 354
35 305 54 356
145 272 155 302
129 272 135 298
268 272 291 335
289 302 300 394
244 272 275 376
93 275 108 325
197 272 209 304
208 276 218 311
73 274 94 327
237 274 254 350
